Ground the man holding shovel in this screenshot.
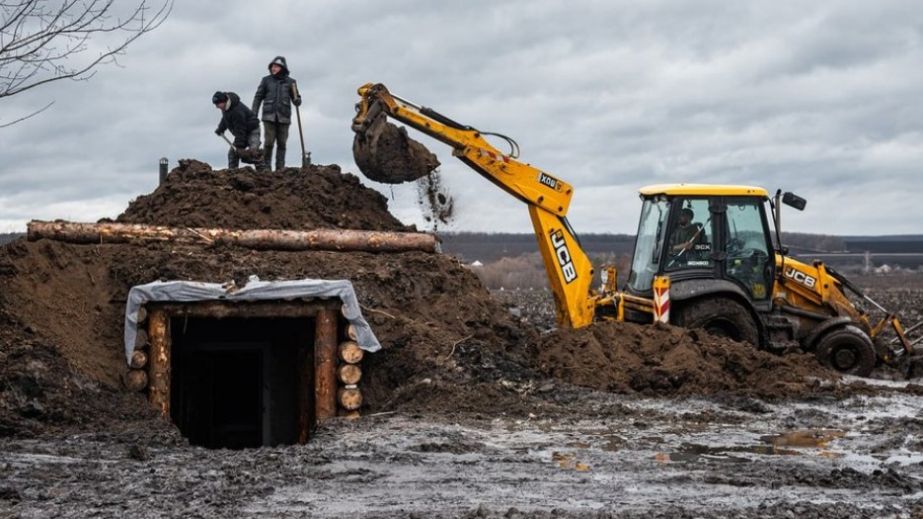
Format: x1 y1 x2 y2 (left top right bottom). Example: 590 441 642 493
252 56 307 170
213 91 266 170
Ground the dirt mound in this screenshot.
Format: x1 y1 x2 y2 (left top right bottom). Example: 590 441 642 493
0 307 158 437
530 321 835 399
116 159 411 231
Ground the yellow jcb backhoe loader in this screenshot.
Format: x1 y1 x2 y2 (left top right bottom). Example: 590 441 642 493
351 83 922 377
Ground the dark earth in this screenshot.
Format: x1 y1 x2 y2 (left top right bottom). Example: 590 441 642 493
1 162 922 517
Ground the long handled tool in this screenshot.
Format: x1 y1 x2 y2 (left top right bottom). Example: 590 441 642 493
291 82 311 167
217 132 263 165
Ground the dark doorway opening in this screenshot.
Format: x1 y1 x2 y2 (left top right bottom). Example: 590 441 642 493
170 317 314 449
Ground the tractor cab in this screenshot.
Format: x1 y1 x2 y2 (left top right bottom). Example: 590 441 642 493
625 184 775 314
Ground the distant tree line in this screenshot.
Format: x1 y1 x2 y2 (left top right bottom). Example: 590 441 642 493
440 232 635 263
438 231 912 263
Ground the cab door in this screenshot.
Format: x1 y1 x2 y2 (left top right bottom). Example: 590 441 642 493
723 197 773 301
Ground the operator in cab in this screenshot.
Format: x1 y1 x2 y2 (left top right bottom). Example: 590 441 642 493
669 208 700 253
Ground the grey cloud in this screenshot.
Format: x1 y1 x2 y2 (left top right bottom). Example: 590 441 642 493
1 0 922 234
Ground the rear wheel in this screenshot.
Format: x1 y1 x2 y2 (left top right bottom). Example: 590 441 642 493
674 298 759 346
814 325 876 377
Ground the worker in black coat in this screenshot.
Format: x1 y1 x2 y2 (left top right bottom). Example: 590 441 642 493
213 91 265 170
252 56 302 171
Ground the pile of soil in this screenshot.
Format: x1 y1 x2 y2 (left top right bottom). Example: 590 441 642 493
116 160 411 231
0 160 843 437
529 321 834 398
0 308 158 437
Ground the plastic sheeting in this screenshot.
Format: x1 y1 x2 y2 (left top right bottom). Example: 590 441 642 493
123 277 381 366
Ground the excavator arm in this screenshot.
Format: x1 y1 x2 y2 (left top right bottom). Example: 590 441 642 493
352 83 599 327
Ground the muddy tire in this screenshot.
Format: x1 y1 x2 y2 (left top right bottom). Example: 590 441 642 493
814 325 876 377
674 298 759 346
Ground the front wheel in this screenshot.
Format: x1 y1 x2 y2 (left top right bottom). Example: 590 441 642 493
673 298 760 346
814 325 876 377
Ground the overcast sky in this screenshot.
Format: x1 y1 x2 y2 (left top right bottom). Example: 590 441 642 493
2 1 922 236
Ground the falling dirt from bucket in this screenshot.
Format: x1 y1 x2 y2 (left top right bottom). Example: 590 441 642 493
416 172 455 230
352 113 440 184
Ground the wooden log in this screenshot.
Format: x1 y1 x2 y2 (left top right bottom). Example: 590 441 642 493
337 364 362 385
27 220 438 254
148 308 171 418
338 341 364 364
136 306 148 324
155 300 340 320
338 387 363 411
314 309 338 423
125 369 148 391
133 329 149 351
129 350 148 369
346 324 358 341
338 410 361 420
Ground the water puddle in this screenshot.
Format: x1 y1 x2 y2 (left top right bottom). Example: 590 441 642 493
656 429 848 464
761 429 846 448
551 451 591 472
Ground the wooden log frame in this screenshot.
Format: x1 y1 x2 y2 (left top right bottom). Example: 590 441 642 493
338 341 365 364
314 309 339 424
338 387 363 411
337 364 362 385
147 308 171 417
133 329 149 351
125 369 148 392
129 350 148 369
155 300 341 320
143 299 360 441
27 220 438 254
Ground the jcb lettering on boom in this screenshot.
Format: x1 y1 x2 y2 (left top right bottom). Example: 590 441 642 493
784 267 816 288
550 230 577 283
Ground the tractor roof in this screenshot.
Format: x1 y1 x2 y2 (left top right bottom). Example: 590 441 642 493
638 184 769 197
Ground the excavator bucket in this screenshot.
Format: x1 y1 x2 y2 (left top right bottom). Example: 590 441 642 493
352 111 440 184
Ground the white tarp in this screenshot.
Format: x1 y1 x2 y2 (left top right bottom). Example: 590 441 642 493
123 277 381 365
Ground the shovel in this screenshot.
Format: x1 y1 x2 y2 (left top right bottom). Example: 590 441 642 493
217 132 264 165
291 82 311 167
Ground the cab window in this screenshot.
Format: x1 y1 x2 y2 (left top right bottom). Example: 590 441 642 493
725 198 771 299
664 198 713 272
628 197 670 292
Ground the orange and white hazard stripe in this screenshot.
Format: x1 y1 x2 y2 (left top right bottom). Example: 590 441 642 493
652 275 671 324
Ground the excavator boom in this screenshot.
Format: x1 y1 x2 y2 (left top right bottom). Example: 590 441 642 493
352 83 599 327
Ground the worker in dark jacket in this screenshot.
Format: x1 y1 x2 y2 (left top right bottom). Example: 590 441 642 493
213 91 265 170
252 56 302 171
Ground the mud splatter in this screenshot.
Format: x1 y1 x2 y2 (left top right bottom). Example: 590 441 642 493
416 171 455 230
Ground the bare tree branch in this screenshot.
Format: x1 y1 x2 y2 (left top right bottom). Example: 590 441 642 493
0 98 51 127
0 0 172 105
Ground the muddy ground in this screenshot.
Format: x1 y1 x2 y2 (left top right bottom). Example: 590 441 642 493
2 163 923 517
2 386 923 518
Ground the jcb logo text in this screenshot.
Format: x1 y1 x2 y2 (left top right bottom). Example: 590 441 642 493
550 230 577 283
784 268 816 288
